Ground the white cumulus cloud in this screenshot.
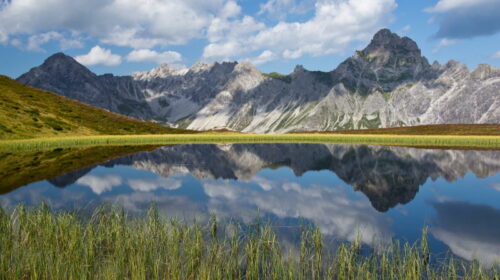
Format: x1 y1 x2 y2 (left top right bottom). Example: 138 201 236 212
74 46 122 66
126 49 182 64
26 31 82 52
220 0 241 19
248 50 276 65
1 0 399 66
203 0 397 63
0 0 228 49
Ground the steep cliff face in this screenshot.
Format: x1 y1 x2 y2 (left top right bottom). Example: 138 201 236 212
17 29 500 132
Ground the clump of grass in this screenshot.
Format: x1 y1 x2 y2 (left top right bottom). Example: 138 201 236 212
0 205 498 279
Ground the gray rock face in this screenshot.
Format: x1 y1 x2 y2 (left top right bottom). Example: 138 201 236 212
332 29 432 95
17 29 500 132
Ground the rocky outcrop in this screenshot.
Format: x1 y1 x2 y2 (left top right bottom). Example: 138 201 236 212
17 29 500 132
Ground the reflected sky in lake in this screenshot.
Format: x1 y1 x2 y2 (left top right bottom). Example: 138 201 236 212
0 144 499 265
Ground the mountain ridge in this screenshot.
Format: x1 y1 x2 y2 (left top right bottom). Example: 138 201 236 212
17 29 500 133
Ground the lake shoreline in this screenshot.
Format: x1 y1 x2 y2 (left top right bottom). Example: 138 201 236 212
1 133 499 152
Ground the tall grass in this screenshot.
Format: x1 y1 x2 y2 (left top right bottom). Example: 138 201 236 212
1 133 499 152
0 205 498 279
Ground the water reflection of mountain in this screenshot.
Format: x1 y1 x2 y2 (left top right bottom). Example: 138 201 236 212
50 144 500 212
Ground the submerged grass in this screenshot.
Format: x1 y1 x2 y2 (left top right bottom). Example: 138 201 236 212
0 205 498 280
0 133 499 152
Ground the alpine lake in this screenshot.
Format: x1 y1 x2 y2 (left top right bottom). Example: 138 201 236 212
1 143 499 268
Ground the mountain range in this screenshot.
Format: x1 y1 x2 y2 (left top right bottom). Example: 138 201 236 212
17 29 500 133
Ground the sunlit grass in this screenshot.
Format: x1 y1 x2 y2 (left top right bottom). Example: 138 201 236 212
0 75 189 140
0 205 498 279
0 133 498 152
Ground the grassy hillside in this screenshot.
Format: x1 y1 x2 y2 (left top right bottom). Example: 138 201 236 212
306 124 500 136
0 75 189 139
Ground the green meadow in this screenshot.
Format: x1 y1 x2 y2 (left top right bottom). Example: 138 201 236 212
1 133 499 152
0 205 497 280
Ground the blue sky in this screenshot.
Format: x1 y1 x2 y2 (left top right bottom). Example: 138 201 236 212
1 0 500 78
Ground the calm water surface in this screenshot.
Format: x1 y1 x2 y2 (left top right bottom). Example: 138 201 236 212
1 144 499 265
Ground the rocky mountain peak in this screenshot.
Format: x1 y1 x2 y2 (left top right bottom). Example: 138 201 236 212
363 29 420 55
17 52 96 86
293 65 306 73
234 62 259 73
211 61 238 73
44 52 73 63
189 62 216 73
358 28 427 68
332 28 431 95
40 52 94 76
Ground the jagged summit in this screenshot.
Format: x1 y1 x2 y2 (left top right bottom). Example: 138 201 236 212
40 52 93 75
132 63 188 80
364 29 420 55
360 28 428 69
43 52 73 63
17 52 95 85
332 28 431 95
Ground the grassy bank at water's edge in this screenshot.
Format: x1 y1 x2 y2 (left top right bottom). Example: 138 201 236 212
0 205 497 279
0 133 499 152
